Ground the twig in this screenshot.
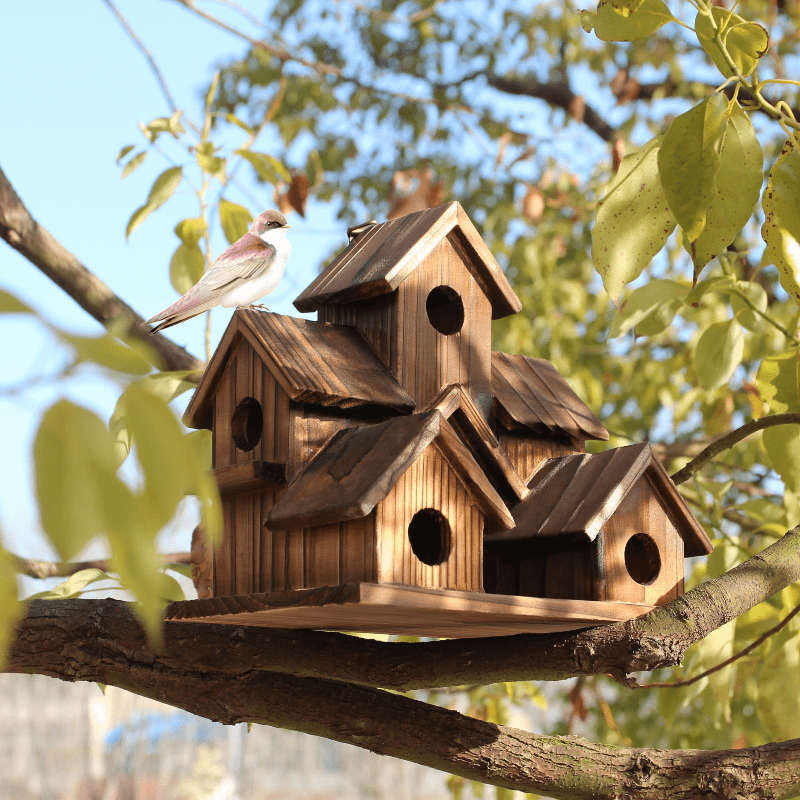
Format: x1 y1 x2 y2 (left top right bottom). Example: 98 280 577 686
626 602 800 690
102 0 179 115
14 552 192 580
671 413 800 485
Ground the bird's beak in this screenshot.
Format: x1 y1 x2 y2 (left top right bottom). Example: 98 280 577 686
283 222 292 229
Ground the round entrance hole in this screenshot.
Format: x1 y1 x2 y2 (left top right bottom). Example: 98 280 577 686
408 508 451 566
425 286 465 335
231 397 263 452
624 533 661 585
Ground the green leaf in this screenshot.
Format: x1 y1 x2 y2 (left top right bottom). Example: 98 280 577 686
693 319 744 391
762 134 800 306
757 635 800 740
609 279 688 337
608 0 646 15
35 401 136 561
685 103 763 275
219 199 252 244
0 545 21 664
696 8 769 79
121 151 147 180
658 94 727 243
592 137 677 300
764 424 800 493
0 289 34 314
157 571 186 603
27 568 116 600
195 142 226 181
235 149 292 183
125 166 183 238
174 216 208 246
170 242 205 295
111 371 199 461
116 145 135 164
579 0 673 41
61 332 152 375
757 349 800 413
225 113 254 134
729 280 768 333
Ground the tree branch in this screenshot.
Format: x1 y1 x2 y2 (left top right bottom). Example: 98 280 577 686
631 602 800 690
13 551 191 580
485 75 618 143
7 596 800 799
6 526 800 694
0 163 204 374
671 413 800 485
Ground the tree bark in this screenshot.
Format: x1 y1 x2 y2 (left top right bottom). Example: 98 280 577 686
6 595 800 799
0 163 204 374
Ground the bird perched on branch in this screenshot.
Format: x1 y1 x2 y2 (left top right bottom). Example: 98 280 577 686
146 209 291 333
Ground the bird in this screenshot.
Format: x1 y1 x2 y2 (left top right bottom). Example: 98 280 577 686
146 209 291 333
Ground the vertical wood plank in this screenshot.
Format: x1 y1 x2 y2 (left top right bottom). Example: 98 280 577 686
364 510 376 583
234 494 253 594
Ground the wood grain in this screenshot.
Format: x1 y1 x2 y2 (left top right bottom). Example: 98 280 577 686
165 582 657 638
212 461 287 496
294 202 521 320
267 410 513 534
492 351 609 442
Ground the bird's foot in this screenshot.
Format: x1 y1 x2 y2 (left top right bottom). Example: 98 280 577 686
250 304 271 312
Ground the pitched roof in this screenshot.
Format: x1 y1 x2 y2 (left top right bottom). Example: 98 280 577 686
485 443 712 556
293 202 522 320
266 410 515 533
185 310 415 430
492 352 609 442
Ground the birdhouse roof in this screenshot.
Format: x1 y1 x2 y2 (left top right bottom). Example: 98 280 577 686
492 352 609 442
265 410 515 534
293 202 522 320
185 310 415 430
486 443 712 556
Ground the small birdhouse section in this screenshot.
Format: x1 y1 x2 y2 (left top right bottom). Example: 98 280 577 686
167 201 712 638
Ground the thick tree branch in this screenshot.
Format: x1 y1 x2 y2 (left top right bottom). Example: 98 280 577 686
0 163 204 374
7 597 800 799
671 413 800 485
6 527 800 694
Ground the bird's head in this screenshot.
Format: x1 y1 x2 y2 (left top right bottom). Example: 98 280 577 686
251 209 291 241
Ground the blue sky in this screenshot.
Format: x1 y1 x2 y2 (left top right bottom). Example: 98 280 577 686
1 2 342 575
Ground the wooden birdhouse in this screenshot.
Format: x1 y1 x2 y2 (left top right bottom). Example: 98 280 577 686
167 201 712 638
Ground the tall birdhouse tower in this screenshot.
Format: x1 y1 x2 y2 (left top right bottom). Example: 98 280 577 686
167 201 712 638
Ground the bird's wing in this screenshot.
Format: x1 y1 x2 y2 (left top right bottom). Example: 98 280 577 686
146 242 276 324
203 241 276 290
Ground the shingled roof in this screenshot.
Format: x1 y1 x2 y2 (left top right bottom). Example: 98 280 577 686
492 352 609 442
185 310 415 430
294 202 522 320
485 443 712 556
266 410 515 533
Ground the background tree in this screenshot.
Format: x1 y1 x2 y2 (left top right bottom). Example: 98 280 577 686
3 0 800 797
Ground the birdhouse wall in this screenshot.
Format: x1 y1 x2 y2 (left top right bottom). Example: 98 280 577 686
318 236 494 420
483 536 596 600
286 403 387 482
374 444 484 592
211 338 291 470
496 429 584 485
599 476 684 605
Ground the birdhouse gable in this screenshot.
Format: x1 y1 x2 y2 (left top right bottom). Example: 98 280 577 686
185 309 415 430
294 202 522 320
266 410 515 534
492 352 609 442
487 443 712 556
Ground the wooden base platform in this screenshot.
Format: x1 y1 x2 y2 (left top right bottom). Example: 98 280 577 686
165 583 656 638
